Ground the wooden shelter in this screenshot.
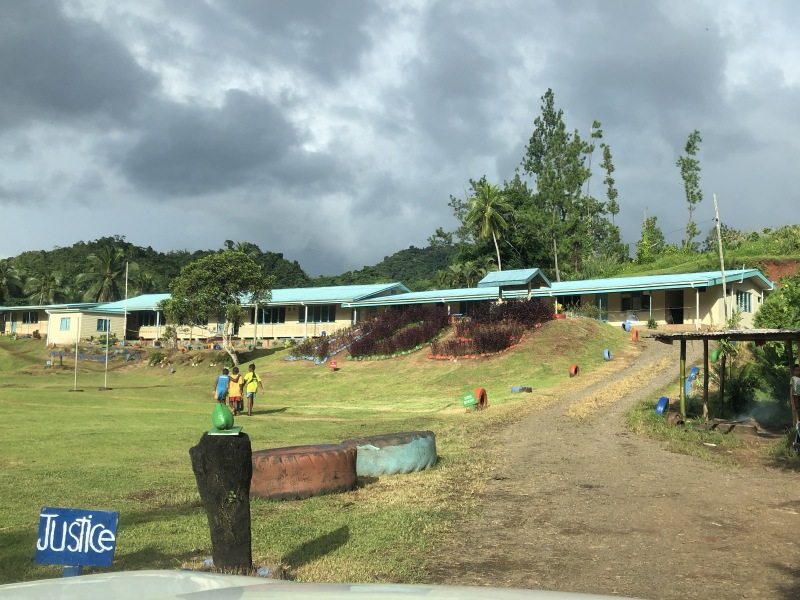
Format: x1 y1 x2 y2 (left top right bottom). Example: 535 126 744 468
650 329 800 423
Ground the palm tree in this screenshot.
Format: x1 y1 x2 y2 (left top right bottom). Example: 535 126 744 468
77 246 129 302
130 271 163 296
25 269 67 305
0 260 23 304
465 181 512 270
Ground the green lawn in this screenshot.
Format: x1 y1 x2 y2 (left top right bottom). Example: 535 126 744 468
0 320 628 584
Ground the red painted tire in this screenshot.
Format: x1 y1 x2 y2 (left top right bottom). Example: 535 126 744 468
569 364 579 377
473 387 488 409
251 443 356 501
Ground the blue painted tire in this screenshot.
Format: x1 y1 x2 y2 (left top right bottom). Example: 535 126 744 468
622 322 631 332
342 431 437 477
603 349 612 361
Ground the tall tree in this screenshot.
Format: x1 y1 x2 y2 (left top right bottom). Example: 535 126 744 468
635 215 666 264
465 181 512 270
521 89 592 281
677 129 703 250
166 251 274 365
600 143 619 226
78 246 130 302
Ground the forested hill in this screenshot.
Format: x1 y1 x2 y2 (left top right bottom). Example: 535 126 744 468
0 236 456 307
311 244 457 291
0 237 311 306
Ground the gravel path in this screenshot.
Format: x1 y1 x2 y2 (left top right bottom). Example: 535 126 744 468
427 336 800 599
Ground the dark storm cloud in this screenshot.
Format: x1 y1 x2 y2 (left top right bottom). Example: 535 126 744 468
119 89 333 196
399 2 518 157
0 0 157 130
533 1 724 139
172 0 382 85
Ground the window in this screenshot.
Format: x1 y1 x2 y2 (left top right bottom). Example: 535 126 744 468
620 292 651 312
256 307 285 324
60 318 71 331
22 311 39 324
299 305 337 323
140 312 160 327
97 319 110 332
736 291 752 313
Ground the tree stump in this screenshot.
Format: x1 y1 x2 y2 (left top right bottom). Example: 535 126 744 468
189 432 252 570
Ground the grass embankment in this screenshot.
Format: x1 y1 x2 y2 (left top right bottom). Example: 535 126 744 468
0 319 627 584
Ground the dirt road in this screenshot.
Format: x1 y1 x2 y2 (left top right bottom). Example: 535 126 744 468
427 337 800 599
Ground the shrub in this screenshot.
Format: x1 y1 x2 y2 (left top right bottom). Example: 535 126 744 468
349 305 449 358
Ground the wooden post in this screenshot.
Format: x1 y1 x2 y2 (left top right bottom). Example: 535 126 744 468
720 353 726 418
789 340 798 427
703 338 709 421
189 432 253 571
680 339 687 416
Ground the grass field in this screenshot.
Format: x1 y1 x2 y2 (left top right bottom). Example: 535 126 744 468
0 319 629 584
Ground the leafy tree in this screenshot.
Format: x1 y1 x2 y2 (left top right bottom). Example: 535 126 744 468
427 228 453 248
677 130 703 250
521 89 592 281
754 273 800 330
77 246 131 302
166 251 274 365
635 216 666 264
465 181 512 270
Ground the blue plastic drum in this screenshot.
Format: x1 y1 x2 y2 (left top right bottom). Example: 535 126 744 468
655 396 669 415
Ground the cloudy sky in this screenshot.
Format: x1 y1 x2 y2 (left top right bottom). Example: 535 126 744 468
1 0 798 276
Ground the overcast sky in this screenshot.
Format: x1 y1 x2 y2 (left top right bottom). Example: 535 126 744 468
1 0 798 276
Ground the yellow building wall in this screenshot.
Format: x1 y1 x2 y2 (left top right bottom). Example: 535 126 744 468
1 309 48 337
46 313 125 345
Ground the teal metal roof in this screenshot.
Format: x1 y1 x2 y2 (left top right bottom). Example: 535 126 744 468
91 285 410 312
95 294 171 311
532 269 774 296
344 287 501 308
1 302 99 312
477 268 551 288
270 283 410 304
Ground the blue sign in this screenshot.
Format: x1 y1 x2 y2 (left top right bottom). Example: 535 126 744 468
35 507 119 567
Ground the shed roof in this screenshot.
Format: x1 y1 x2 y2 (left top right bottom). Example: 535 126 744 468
477 268 551 288
650 328 800 343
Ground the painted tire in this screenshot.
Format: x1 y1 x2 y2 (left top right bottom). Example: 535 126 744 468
341 431 437 477
473 387 488 409
603 349 612 361
622 321 631 332
250 443 357 501
569 364 579 377
711 348 720 362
